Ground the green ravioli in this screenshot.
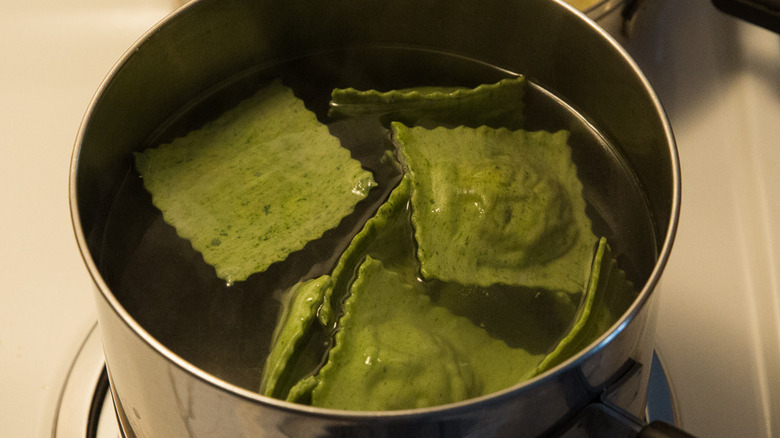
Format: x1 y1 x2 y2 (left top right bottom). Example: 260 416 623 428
306 256 543 411
134 80 376 283
262 158 630 410
259 276 329 399
394 123 597 293
318 175 416 327
254 79 635 411
263 176 414 401
329 76 525 129
534 237 635 374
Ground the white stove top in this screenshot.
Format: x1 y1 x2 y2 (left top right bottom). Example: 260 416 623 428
617 2 780 435
0 1 174 436
1 0 777 436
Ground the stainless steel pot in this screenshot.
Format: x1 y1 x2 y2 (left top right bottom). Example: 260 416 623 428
70 0 680 436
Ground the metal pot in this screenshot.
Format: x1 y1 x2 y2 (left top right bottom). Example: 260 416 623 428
70 0 680 436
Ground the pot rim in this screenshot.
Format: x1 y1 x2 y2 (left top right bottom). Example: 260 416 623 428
68 0 680 420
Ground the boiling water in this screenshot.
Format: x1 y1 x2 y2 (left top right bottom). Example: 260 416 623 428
98 47 656 392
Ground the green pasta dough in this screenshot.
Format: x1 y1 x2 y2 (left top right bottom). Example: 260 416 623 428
304 256 543 410
534 237 636 374
394 123 597 293
260 276 330 399
134 80 375 283
131 69 636 411
329 76 525 128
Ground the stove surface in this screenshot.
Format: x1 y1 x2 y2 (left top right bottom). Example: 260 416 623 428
0 1 174 436
1 1 778 437
618 2 780 436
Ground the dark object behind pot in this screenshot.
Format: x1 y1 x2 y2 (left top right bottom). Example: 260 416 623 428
712 0 780 33
70 0 680 436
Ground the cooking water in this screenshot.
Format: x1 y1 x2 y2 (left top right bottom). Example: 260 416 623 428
97 47 656 393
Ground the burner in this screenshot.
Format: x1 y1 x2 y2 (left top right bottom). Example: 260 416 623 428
52 324 119 438
646 351 678 425
54 325 677 437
